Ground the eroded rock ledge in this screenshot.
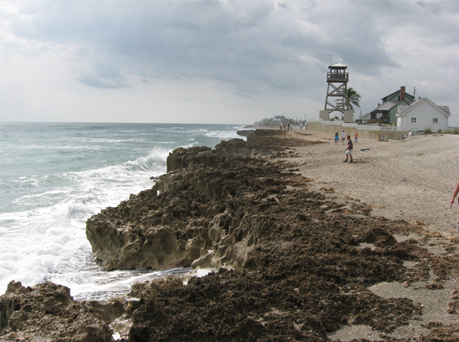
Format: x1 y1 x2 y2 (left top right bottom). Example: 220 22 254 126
0 281 114 341
86 130 320 272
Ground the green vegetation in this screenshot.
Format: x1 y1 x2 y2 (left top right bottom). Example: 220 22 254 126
346 87 361 112
424 128 432 134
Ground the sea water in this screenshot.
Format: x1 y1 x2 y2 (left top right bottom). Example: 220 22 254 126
0 122 244 300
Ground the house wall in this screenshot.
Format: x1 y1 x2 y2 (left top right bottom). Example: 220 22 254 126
389 107 398 124
397 101 448 132
389 99 413 123
386 92 399 102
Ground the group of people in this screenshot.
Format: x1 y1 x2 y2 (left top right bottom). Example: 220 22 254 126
280 123 293 130
334 130 358 163
334 130 358 145
279 120 308 131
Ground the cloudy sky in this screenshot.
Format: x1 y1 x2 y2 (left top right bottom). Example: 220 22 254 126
1 0 458 125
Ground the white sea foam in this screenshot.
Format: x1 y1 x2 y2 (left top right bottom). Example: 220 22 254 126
0 155 163 295
204 130 245 140
0 123 241 298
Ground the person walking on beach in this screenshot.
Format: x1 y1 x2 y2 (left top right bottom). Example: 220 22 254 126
343 135 353 163
354 132 358 144
334 132 339 145
451 181 459 208
341 130 346 145
451 181 459 231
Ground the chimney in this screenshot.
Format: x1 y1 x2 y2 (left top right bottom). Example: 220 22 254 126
400 86 406 101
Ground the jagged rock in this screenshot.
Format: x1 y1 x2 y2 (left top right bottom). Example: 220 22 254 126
236 129 254 137
86 153 300 271
390 240 429 260
360 226 397 247
166 146 213 172
0 281 113 342
6 129 454 341
83 129 446 341
85 129 319 272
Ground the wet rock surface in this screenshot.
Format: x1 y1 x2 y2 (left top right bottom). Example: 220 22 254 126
3 130 459 341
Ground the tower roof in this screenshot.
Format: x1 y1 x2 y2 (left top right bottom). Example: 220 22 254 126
329 62 347 68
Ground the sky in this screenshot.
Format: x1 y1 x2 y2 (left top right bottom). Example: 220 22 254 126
1 0 458 125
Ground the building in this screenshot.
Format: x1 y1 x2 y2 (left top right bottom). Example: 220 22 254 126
396 98 450 132
365 86 415 124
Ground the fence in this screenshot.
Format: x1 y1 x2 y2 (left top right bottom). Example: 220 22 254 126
307 120 407 140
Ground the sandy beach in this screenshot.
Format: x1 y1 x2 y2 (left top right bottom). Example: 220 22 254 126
276 129 459 237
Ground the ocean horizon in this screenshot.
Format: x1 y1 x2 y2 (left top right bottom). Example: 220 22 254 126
0 122 245 299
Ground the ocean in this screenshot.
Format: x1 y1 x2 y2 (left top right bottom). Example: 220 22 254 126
0 122 244 300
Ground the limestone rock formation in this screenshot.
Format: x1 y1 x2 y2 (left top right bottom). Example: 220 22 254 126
86 130 324 272
86 151 302 271
5 129 458 341
0 281 113 341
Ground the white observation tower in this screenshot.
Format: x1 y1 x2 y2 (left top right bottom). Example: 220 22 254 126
320 63 354 122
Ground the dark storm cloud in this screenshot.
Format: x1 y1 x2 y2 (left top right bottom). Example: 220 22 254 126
4 0 458 125
8 0 398 94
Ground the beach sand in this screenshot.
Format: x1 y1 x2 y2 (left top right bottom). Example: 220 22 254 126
280 129 459 236
273 128 459 340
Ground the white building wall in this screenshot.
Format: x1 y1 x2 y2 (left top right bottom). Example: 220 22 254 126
397 100 448 132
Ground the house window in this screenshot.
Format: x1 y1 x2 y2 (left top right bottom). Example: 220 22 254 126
411 117 416 123
433 118 438 123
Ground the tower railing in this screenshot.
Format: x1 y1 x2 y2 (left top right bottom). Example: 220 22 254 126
327 72 348 82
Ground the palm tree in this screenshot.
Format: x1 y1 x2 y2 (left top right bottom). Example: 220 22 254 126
346 87 361 112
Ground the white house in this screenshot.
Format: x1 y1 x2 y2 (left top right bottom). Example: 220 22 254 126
396 98 450 132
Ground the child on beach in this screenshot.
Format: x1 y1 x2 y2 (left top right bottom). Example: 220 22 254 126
334 132 339 144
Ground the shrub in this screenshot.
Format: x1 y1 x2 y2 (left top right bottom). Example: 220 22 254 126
454 128 459 135
437 129 443 134
424 128 432 134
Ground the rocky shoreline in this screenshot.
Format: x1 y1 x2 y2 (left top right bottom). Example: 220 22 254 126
1 129 458 341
